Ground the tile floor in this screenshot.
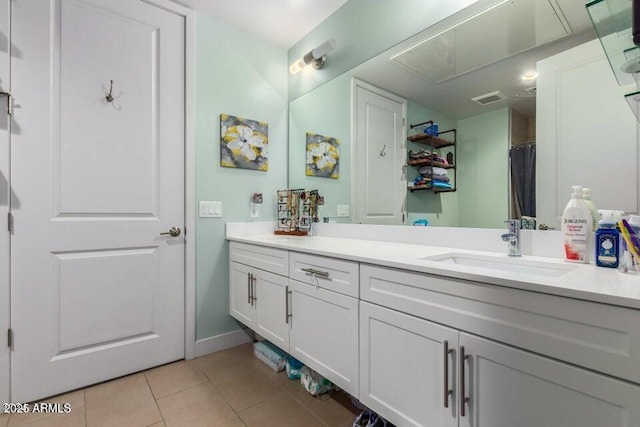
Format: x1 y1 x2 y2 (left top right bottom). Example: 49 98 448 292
1 343 360 427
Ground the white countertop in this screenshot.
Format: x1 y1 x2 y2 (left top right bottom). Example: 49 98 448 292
227 232 640 310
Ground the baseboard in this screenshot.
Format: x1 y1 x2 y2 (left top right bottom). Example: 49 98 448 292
195 328 253 358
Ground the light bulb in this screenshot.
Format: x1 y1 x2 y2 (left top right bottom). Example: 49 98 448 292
289 58 306 74
289 38 337 74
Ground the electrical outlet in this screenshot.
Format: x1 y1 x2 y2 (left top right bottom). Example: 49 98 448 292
337 205 350 217
250 203 261 218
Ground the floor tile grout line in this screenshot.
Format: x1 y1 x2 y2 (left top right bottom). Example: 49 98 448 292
83 390 87 427
143 361 210 401
205 355 307 424
201 365 252 426
150 378 210 402
281 387 331 427
142 372 167 427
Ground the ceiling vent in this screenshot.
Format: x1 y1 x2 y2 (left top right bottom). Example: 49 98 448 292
471 91 508 105
513 86 537 99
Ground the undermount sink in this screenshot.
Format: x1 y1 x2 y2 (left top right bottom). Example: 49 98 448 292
422 253 576 278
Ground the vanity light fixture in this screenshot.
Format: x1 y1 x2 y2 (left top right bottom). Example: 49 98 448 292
522 71 538 81
289 38 337 74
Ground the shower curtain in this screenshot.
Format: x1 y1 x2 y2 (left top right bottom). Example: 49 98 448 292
510 143 536 218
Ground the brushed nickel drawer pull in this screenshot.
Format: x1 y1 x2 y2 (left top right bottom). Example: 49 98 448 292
285 286 292 324
251 275 257 304
460 345 470 417
444 340 454 408
301 267 330 277
247 273 251 304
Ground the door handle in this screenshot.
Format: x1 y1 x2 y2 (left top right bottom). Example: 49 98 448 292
247 273 251 304
160 227 181 237
460 345 470 417
443 340 454 408
0 91 12 115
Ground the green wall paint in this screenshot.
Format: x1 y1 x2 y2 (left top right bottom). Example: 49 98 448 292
456 108 510 228
195 14 288 340
288 0 478 100
289 73 351 219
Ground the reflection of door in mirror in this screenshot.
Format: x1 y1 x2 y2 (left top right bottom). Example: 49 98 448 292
537 39 638 229
353 80 407 224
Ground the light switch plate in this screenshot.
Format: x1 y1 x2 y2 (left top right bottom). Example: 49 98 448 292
337 205 350 217
200 201 222 218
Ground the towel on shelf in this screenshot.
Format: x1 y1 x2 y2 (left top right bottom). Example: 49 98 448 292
419 166 448 176
431 175 450 183
432 181 452 189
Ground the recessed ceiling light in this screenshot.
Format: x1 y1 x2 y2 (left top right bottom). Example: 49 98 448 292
522 71 538 81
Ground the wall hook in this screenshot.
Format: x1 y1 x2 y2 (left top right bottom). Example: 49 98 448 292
103 80 122 110
105 80 115 103
379 145 387 157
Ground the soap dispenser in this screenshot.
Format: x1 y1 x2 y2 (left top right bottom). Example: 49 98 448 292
595 210 619 268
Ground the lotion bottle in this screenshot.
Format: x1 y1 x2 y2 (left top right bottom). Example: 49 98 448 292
561 185 593 263
582 188 599 230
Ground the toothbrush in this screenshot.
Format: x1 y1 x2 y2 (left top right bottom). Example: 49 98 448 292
621 219 640 253
618 221 640 262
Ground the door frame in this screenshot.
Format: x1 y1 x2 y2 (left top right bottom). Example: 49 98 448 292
0 0 196 401
0 0 10 406
350 78 407 224
140 0 196 360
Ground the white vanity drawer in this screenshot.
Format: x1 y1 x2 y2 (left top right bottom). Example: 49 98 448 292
289 252 359 297
229 241 289 276
361 264 640 384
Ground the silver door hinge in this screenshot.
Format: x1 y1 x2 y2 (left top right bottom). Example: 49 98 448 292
7 329 13 348
0 91 12 116
7 212 13 233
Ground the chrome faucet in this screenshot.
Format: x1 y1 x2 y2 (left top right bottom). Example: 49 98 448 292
501 219 522 257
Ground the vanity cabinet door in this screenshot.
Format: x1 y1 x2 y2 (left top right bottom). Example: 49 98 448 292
289 279 359 397
253 268 290 352
229 261 256 328
360 301 458 427
459 333 640 427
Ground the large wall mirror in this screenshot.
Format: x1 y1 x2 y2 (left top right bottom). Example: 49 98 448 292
288 0 639 229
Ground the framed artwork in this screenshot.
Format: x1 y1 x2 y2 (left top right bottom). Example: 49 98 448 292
220 114 268 171
305 132 339 179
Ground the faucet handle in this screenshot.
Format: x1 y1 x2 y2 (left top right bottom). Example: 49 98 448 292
504 219 521 228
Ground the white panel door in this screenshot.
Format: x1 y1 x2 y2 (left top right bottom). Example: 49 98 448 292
289 280 359 397
0 0 10 405
11 0 185 401
354 80 407 225
536 39 637 228
460 333 640 427
359 302 458 427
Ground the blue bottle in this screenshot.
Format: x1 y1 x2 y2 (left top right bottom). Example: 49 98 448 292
595 211 619 268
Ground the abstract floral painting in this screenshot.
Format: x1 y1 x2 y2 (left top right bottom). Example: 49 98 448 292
220 114 268 171
305 132 339 179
